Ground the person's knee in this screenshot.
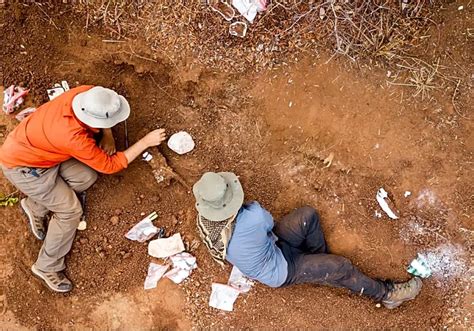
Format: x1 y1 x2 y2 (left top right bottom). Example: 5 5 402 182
298 206 320 224
55 198 83 222
332 256 355 275
74 168 98 193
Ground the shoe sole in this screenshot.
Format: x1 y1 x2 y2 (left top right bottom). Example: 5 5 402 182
20 199 44 241
383 296 417 309
31 265 71 293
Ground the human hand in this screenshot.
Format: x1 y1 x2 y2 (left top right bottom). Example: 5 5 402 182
142 129 167 148
99 132 116 155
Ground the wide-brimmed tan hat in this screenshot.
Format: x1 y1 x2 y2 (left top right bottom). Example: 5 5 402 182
72 86 130 129
193 172 244 221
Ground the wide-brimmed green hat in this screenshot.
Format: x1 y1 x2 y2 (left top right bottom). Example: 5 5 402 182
193 172 244 221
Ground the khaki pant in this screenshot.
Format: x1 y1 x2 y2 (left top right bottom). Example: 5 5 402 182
2 159 97 272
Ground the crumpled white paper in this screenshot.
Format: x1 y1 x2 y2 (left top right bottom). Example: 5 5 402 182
167 131 195 155
3 85 29 114
125 212 159 242
209 283 241 312
228 266 254 293
148 233 185 258
376 188 399 219
165 252 197 284
144 263 169 290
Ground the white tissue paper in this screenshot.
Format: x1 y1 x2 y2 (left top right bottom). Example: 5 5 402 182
228 266 254 293
148 233 185 258
144 263 169 290
209 283 241 312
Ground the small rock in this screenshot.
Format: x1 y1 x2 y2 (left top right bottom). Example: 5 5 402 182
171 216 179 226
123 252 131 259
110 216 119 225
79 238 88 245
139 194 145 199
114 208 122 216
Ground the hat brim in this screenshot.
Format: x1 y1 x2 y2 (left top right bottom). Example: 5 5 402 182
194 172 244 221
72 93 130 129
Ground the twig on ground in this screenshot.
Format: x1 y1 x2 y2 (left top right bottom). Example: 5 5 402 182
35 3 59 30
451 80 470 120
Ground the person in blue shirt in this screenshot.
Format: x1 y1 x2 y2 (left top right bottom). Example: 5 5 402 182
193 172 422 309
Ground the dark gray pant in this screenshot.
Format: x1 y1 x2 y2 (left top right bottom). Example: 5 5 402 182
275 206 388 301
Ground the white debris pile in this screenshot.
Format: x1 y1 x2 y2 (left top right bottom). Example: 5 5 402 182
164 252 198 284
148 233 186 258
417 244 468 280
125 211 160 243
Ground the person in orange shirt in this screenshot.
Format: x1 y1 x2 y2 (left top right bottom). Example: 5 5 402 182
0 85 166 293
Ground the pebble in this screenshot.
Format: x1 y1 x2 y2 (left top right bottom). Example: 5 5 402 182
110 216 119 225
171 216 179 226
114 208 122 216
123 252 131 259
79 238 88 245
375 303 381 308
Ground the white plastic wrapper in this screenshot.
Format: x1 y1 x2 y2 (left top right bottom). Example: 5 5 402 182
148 233 185 258
144 263 169 290
232 0 266 23
228 266 254 293
209 283 241 312
407 254 431 278
125 212 159 242
170 252 197 270
15 107 36 121
3 85 28 114
165 268 192 284
164 252 198 284
167 131 195 155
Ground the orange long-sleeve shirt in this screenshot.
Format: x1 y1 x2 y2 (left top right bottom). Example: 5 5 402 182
0 85 128 174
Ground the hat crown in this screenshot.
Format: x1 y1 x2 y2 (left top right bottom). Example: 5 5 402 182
80 87 121 120
197 172 227 203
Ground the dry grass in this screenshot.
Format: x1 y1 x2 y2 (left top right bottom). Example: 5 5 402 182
71 0 465 101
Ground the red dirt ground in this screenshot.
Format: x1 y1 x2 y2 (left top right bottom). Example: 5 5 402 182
0 3 472 330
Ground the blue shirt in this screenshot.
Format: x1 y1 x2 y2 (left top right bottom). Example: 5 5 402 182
226 202 288 287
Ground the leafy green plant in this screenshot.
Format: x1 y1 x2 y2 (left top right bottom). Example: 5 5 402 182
0 193 19 207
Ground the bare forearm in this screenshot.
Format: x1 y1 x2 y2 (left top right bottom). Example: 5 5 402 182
122 128 167 164
123 139 149 164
